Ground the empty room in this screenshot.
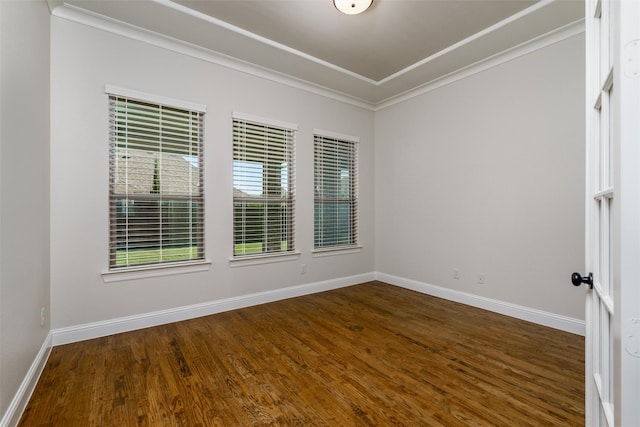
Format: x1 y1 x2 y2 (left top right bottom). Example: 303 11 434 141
2 0 639 425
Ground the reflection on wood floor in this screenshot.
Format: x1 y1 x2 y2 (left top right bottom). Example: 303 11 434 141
20 281 584 426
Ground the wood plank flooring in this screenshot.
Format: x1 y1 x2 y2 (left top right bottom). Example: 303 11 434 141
19 281 584 426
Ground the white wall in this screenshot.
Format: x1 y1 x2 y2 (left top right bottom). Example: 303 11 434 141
49 17 375 329
0 7 586 423
0 0 51 419
375 34 586 320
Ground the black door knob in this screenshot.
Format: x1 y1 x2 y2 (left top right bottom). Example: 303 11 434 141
571 272 593 289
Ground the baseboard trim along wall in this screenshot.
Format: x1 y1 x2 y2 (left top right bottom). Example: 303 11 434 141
6 271 584 426
376 272 585 336
51 272 376 346
52 271 584 347
0 333 52 427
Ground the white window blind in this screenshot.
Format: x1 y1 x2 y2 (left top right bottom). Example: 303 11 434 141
108 95 204 268
314 134 358 249
233 117 295 257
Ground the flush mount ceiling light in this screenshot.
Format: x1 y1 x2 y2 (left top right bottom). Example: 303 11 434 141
334 0 373 15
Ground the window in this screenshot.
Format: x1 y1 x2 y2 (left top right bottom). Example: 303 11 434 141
314 133 358 249
233 115 296 257
108 90 205 269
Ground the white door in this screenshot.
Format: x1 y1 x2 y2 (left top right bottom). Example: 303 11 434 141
582 1 640 426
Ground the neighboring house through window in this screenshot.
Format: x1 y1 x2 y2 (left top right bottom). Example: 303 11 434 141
107 87 205 268
233 114 296 257
314 132 358 250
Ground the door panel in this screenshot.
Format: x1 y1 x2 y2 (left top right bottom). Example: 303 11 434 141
584 1 640 425
585 0 614 425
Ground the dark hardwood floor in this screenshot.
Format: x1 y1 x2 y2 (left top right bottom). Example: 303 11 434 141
19 281 584 426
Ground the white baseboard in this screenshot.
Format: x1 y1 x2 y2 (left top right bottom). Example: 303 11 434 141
376 272 585 336
0 332 52 427
52 272 375 346
52 270 584 346
5 271 583 426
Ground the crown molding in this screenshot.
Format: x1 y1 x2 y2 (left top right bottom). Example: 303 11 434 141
49 2 377 110
153 0 378 86
375 18 585 110
49 1 583 111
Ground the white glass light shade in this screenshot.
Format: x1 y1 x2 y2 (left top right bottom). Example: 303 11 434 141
334 0 373 15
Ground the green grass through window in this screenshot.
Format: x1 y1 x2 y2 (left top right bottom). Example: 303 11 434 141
234 241 288 256
116 246 200 266
117 241 290 265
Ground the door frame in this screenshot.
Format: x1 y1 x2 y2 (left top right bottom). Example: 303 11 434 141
613 0 640 424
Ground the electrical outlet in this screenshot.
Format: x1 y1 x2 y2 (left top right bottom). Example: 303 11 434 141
453 268 460 279
478 273 486 285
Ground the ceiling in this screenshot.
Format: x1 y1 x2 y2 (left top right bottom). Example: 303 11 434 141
54 0 584 105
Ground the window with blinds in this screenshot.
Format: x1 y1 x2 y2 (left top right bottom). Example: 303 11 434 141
108 93 204 268
314 134 358 249
233 116 296 257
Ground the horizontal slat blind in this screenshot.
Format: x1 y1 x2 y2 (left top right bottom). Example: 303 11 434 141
108 95 204 268
233 118 295 256
314 134 358 249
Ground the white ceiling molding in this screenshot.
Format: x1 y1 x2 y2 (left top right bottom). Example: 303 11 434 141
376 19 585 111
49 2 377 110
155 0 379 85
48 0 583 109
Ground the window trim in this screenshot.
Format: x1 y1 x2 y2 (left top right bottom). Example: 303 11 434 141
102 259 211 283
232 112 297 132
312 129 360 144
105 86 207 113
228 252 301 268
312 246 362 257
106 86 206 271
313 130 359 251
232 113 297 259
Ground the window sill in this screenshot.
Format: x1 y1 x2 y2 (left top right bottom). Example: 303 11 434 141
312 246 362 257
102 260 212 283
229 252 300 268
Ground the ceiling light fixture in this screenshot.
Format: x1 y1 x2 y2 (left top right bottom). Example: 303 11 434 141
334 0 373 15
